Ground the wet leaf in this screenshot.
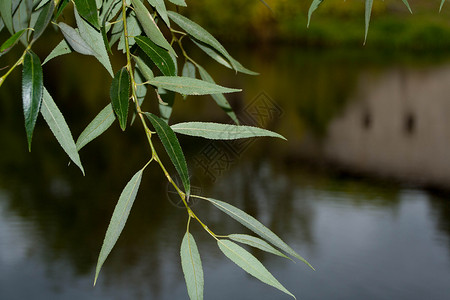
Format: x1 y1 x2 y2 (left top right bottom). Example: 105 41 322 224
202 197 314 270
94 166 146 285
41 88 85 175
171 122 286 140
74 0 100 29
130 0 175 56
145 113 190 197
76 104 115 151
22 50 43 151
110 67 130 131
148 76 241 95
135 36 176 76
180 233 204 300
218 240 296 299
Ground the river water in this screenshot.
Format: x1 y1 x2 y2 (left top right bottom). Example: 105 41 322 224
0 46 450 299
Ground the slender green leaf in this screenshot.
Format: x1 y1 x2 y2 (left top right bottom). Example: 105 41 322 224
167 11 237 71
147 0 170 27
307 0 323 28
35 0 51 10
40 88 85 174
196 65 239 124
58 22 96 56
75 9 114 76
0 29 27 54
145 113 190 197
218 240 296 299
228 234 291 260
191 40 258 76
441 0 447 12
401 0 412 14
167 0 186 7
130 68 147 125
364 0 373 45
0 0 13 34
118 11 141 52
148 76 241 95
134 55 155 81
54 0 70 21
181 233 204 300
76 104 115 151
43 39 72 65
135 36 176 76
13 0 30 45
31 0 54 42
74 0 100 29
171 122 286 140
110 67 130 131
201 197 314 270
94 166 146 285
130 0 175 56
0 18 4 33
22 50 43 151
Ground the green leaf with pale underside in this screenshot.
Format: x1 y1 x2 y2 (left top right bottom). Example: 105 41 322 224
40 88 85 175
94 166 146 285
74 0 100 29
171 122 286 140
147 76 241 95
199 197 314 270
181 233 204 300
364 0 373 45
228 234 291 260
43 39 72 65
58 22 96 56
76 104 115 151
218 239 296 299
135 36 176 76
0 0 13 34
307 0 323 28
145 113 190 198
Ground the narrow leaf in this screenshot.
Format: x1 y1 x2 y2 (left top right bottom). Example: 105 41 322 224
58 22 96 56
196 65 239 124
401 0 413 14
74 0 100 29
130 0 176 56
167 11 237 71
148 76 241 95
307 0 323 28
181 233 204 300
0 29 27 54
31 0 55 42
228 234 291 260
0 0 13 34
43 39 72 65
191 40 258 76
135 36 176 76
202 197 314 270
35 0 51 11
76 104 115 151
218 240 296 299
158 88 175 123
54 0 70 21
441 0 447 12
171 122 286 140
167 0 186 7
94 167 145 285
145 113 190 197
182 61 196 79
110 67 130 131
147 0 170 27
75 9 114 76
131 68 147 125
118 11 141 52
22 50 43 151
40 88 85 174
364 0 373 45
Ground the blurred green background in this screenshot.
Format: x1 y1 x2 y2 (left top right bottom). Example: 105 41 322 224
179 0 450 50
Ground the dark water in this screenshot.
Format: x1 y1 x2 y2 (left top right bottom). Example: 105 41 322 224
1 46 450 299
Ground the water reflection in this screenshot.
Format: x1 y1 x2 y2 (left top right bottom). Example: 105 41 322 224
1 47 450 299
